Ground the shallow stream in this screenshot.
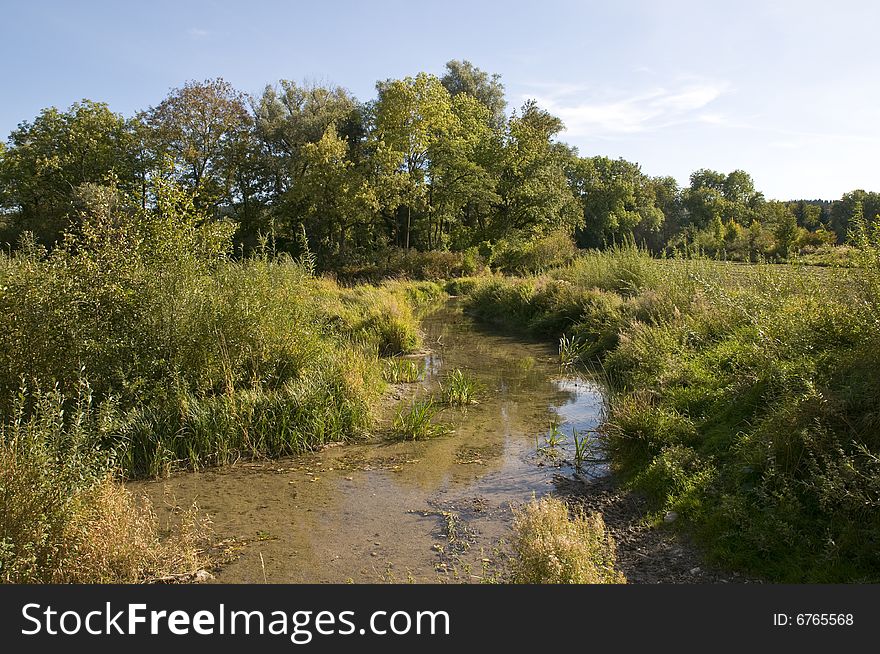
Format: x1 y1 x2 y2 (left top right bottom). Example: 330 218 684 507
139 301 607 582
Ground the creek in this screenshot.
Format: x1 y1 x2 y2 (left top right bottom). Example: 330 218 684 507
139 300 607 582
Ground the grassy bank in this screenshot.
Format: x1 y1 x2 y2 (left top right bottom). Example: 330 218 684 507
0 182 444 581
0 184 444 477
463 245 880 582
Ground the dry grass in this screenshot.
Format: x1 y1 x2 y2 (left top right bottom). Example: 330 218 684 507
0 386 211 584
510 496 626 584
0 467 210 584
64 478 210 584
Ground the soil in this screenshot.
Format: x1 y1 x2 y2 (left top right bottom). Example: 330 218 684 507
555 474 756 583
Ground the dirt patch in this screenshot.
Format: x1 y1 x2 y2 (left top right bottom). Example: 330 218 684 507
553 474 757 584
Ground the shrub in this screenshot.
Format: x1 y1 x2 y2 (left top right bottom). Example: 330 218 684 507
490 232 578 274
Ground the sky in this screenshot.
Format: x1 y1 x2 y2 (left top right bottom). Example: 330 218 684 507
1 0 877 200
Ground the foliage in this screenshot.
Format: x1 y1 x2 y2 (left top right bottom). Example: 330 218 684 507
1 68 866 266
463 244 880 581
0 100 140 243
487 231 577 274
383 358 424 384
568 155 664 248
141 78 253 211
0 179 435 476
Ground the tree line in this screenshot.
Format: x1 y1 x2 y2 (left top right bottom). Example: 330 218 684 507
1 60 875 265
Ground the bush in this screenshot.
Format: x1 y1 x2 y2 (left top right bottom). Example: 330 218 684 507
488 232 578 274
334 247 485 282
0 180 443 477
461 243 880 581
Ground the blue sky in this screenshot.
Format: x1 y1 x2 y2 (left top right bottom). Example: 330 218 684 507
1 0 877 199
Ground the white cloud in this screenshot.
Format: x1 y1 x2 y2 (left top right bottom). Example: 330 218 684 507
521 80 730 137
187 27 210 39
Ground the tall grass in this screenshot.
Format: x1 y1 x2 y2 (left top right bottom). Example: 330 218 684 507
0 180 443 582
0 382 208 583
0 184 439 477
464 243 880 581
510 496 625 584
389 398 450 440
383 358 424 383
441 369 480 406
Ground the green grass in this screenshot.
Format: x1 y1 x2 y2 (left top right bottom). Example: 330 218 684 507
389 398 450 440
383 358 424 383
0 184 447 582
572 428 596 471
463 243 880 582
0 187 442 479
441 369 480 406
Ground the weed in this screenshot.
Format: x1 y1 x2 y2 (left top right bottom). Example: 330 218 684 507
383 358 424 383
441 369 480 406
572 428 597 470
0 384 209 583
510 496 625 584
390 398 450 440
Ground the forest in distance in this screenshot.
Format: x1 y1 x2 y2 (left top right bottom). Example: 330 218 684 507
1 60 876 269
1 59 880 586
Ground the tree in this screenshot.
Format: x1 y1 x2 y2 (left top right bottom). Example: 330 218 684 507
441 60 507 126
141 78 252 212
650 175 683 250
832 190 880 244
568 155 664 248
0 100 140 243
289 125 379 258
425 93 501 248
493 101 579 239
683 168 763 230
254 80 364 195
373 73 456 248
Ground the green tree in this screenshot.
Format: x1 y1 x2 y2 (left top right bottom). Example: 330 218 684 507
141 78 252 212
289 125 379 258
568 155 664 248
493 101 579 239
373 73 456 248
441 59 507 126
254 80 364 195
0 100 140 243
832 190 880 244
683 168 763 230
423 93 501 248
765 201 798 258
